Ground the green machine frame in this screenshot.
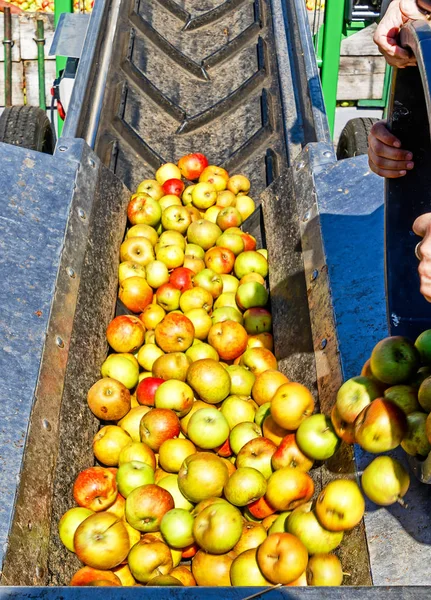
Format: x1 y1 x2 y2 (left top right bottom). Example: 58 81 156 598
54 0 73 134
312 0 391 136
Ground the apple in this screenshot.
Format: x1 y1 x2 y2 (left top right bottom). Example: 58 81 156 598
234 195 255 220
216 190 236 207
401 411 431 456
370 336 420 385
145 260 169 288
262 415 290 446
213 291 240 311
240 272 265 285
224 467 267 506
136 377 165 406
272 433 314 472
330 405 356 445
225 365 255 396
354 398 407 453
180 286 214 313
243 307 272 334
192 549 236 586
186 358 231 404
418 376 431 411
186 341 219 362
116 461 155 497
126 223 159 246
185 243 205 259
384 384 420 414
155 282 181 312
178 452 229 503
93 426 132 467
249 332 274 350
204 205 222 223
415 329 431 365
169 267 194 292
119 276 153 314
187 220 222 250
204 246 235 275
254 402 271 427
240 347 277 375
228 229 257 251
137 343 164 372
191 497 229 516
120 237 155 266
140 304 166 330
146 574 183 586
220 395 255 429
178 153 208 180
233 522 267 555
74 512 130 569
270 382 314 431
154 379 194 417
155 312 195 353
193 501 243 554
199 165 229 191
227 174 250 195
158 230 186 250
234 251 268 279
136 179 164 201
211 306 243 325
230 547 273 586
106 492 126 519
158 438 196 473
191 182 217 209
118 260 147 283
361 455 410 506
87 377 131 421
287 502 343 554
257 533 308 584
184 308 213 341
221 274 240 293
193 268 223 298
257 249 268 259
118 441 156 470
118 406 151 442
216 206 243 231
170 565 197 586
155 162 181 184
125 483 174 532
70 566 122 586
336 376 381 423
162 178 185 197
127 537 173 583
306 554 343 586
235 437 276 480
265 467 314 511
160 508 194 548
140 408 181 451
296 414 340 460
229 422 261 455
251 369 289 406
161 204 191 234
216 232 244 255
155 244 185 269
187 407 230 449
235 282 268 311
268 512 291 534
58 507 94 552
127 193 162 227
180 399 213 435
315 479 365 531
207 320 248 361
158 474 194 510
152 352 191 382
246 496 276 519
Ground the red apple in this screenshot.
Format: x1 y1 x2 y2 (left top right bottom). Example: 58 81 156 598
247 495 277 519
155 283 181 312
125 483 174 532
169 267 194 291
162 178 185 197
136 377 165 406
178 153 208 180
140 408 181 451
331 405 356 445
87 377 131 421
127 193 162 227
70 567 121 586
73 467 117 511
236 437 277 479
204 246 235 275
119 276 153 313
155 312 195 353
208 320 248 361
272 433 314 472
354 398 407 453
106 315 145 354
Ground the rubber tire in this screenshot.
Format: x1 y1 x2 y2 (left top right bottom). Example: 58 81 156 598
336 117 379 160
0 105 54 154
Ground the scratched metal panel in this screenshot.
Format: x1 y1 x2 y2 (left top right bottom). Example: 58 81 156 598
0 143 77 567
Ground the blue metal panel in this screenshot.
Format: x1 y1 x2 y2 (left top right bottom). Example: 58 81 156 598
0 143 77 565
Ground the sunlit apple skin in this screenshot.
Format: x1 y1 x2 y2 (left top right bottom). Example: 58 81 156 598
336 376 381 423
229 422 262 455
169 267 194 292
384 385 421 414
74 512 130 570
225 365 255 396
154 380 194 418
155 312 195 353
178 153 208 180
287 502 343 554
251 369 289 406
152 352 191 382
116 461 155 498
243 307 272 334
119 276 153 314
156 162 182 184
208 321 248 361
236 437 276 479
155 244 185 269
330 405 356 445
118 441 157 470
125 484 174 532
186 358 231 404
262 415 291 446
266 467 314 512
193 502 243 554
155 283 181 312
136 179 164 201
87 377 131 421
127 193 162 227
187 407 230 449
271 382 315 431
257 532 308 585
162 178 185 197
255 402 271 428
119 260 147 284
205 246 236 275
233 522 267 555
216 232 244 255
191 181 217 210
217 190 236 208
178 452 229 503
162 205 192 234
235 195 256 220
58 507 94 552
158 229 186 249
158 474 194 510
140 408 181 452
216 206 243 231
361 456 410 506
224 467 267 506
159 194 182 211
158 438 196 473
93 425 132 467
70 567 122 586
234 251 268 279
236 282 268 311
137 343 164 372
120 237 155 267
227 174 250 194
315 479 365 531
186 341 219 362
106 492 126 519
230 547 272 586
128 538 173 583
401 411 431 456
136 377 165 406
192 549 236 586
180 286 214 313
354 398 407 453
106 315 145 354
193 268 223 298
187 220 222 250
180 399 213 435
199 165 229 191
296 414 341 461
205 205 222 223
212 306 243 326
272 434 314 472
306 553 343 586
220 395 256 429
370 336 420 385
240 347 278 375
213 291 240 311
170 565 197 586
267 511 291 534
140 304 166 330
118 406 151 442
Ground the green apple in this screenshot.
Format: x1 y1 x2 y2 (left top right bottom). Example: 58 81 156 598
229 422 262 455
361 455 410 506
193 502 243 553
268 511 291 535
116 461 155 497
224 467 267 506
254 402 271 427
187 407 230 449
235 282 268 311
101 353 139 389
160 508 195 548
58 507 94 552
370 336 420 385
158 474 194 511
296 414 340 460
226 365 255 396
234 251 268 279
286 502 343 554
401 411 431 456
336 376 381 423
384 384 420 414
415 329 431 364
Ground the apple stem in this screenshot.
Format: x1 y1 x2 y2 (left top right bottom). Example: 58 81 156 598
342 572 351 577
397 497 408 508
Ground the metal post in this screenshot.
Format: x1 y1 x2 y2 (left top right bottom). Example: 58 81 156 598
35 20 46 110
3 7 12 107
320 0 345 136
54 0 73 134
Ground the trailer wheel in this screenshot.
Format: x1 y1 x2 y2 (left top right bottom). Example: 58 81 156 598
336 117 379 160
0 105 54 154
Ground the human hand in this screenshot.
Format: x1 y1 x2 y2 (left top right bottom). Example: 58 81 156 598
373 0 417 68
368 120 414 178
413 213 431 302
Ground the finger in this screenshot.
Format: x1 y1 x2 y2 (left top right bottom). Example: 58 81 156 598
368 147 414 172
368 158 407 178
418 258 431 302
413 214 431 238
369 136 413 161
370 121 403 149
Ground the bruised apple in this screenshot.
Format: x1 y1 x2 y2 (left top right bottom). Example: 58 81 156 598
271 433 314 472
140 408 181 452
354 398 407 453
136 377 165 407
315 479 365 531
87 377 131 421
74 512 130 570
270 382 314 431
73 467 117 511
257 533 308 584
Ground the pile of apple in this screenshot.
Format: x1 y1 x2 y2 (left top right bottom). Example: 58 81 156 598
58 153 369 589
